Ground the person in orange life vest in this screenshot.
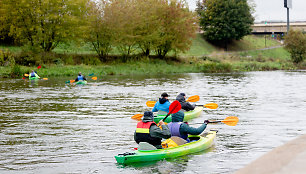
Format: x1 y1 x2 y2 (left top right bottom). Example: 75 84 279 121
134 111 171 149
168 110 209 142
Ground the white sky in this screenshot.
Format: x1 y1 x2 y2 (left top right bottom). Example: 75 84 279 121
186 0 306 22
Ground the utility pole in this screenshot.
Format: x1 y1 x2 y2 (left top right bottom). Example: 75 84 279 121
284 0 292 33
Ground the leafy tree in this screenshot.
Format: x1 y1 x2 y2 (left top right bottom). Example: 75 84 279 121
154 0 198 57
1 0 89 52
197 0 254 47
284 30 306 64
85 1 115 61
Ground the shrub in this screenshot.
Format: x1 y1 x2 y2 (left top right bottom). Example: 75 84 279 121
284 30 306 64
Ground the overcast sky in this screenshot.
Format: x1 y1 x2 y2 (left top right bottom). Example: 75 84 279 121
186 0 306 22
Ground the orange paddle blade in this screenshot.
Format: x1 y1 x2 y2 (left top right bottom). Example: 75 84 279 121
70 80 75 83
24 74 29 77
146 101 156 107
131 114 144 120
204 103 218 109
42 78 48 80
91 77 97 80
186 95 200 102
221 116 239 126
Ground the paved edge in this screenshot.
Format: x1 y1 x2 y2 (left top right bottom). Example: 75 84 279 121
234 134 306 174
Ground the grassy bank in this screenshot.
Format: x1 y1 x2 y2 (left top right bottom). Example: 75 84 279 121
0 34 304 78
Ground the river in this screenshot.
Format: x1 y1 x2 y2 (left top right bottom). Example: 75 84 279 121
0 71 305 174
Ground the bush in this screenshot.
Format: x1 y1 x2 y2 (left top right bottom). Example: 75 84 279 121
284 30 306 64
10 64 22 78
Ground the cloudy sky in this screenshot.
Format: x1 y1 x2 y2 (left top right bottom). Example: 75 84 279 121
186 0 306 22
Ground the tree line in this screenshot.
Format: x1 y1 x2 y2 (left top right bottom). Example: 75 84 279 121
0 0 198 60
0 0 260 62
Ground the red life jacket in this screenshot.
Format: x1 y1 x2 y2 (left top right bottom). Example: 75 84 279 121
135 121 161 146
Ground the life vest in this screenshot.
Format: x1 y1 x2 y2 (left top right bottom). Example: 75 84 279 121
30 72 36 77
135 121 161 146
77 75 84 81
168 122 188 140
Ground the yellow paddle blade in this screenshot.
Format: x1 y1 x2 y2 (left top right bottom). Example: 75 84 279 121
70 80 75 83
146 101 156 107
91 77 97 80
131 114 144 120
42 78 48 80
204 103 218 109
24 74 29 77
186 95 200 102
221 116 239 126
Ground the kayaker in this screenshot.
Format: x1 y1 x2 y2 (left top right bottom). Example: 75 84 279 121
29 70 40 78
134 111 171 149
168 110 209 142
75 72 86 82
152 92 171 115
176 93 195 111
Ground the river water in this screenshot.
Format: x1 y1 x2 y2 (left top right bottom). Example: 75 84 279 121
0 71 305 174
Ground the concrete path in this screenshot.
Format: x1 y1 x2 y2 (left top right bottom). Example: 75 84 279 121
234 134 306 174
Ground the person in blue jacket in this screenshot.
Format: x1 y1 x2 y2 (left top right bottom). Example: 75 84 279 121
168 110 209 142
152 92 171 115
75 72 86 82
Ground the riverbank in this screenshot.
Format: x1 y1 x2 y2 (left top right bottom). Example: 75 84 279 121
0 35 305 78
234 134 306 174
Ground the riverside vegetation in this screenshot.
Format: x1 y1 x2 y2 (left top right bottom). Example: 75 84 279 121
1 34 304 78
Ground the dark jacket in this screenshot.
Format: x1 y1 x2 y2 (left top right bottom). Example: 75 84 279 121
134 111 171 149
176 94 195 111
171 111 207 140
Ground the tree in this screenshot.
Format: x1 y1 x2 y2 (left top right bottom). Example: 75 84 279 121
197 0 254 47
1 0 89 52
154 0 198 57
284 30 306 64
85 1 115 61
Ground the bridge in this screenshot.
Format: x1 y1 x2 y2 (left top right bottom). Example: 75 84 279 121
252 22 306 34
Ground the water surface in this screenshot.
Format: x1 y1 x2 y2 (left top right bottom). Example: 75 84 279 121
0 71 305 173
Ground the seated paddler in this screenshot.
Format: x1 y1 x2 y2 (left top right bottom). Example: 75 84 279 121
168 110 209 142
176 93 195 112
152 92 171 115
29 70 40 79
75 72 86 82
134 111 171 149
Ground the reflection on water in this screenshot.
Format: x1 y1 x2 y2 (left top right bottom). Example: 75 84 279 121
0 71 306 173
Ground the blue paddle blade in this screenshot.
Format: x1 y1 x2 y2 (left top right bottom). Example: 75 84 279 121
88 73 94 76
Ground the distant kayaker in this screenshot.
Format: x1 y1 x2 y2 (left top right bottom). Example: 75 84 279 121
29 70 40 78
176 93 195 111
168 111 209 142
75 72 86 82
134 111 171 149
152 92 171 115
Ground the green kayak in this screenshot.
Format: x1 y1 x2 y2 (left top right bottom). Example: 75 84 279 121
154 106 203 123
115 130 217 164
29 77 39 80
75 80 87 85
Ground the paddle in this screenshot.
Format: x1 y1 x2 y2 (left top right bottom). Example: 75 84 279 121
146 95 200 107
195 103 218 109
207 116 239 126
131 100 182 120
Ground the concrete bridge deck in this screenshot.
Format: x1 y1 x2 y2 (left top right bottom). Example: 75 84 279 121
252 22 306 34
234 134 306 174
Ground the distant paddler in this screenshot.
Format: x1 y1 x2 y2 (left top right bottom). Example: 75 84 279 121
29 70 40 79
75 72 87 82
